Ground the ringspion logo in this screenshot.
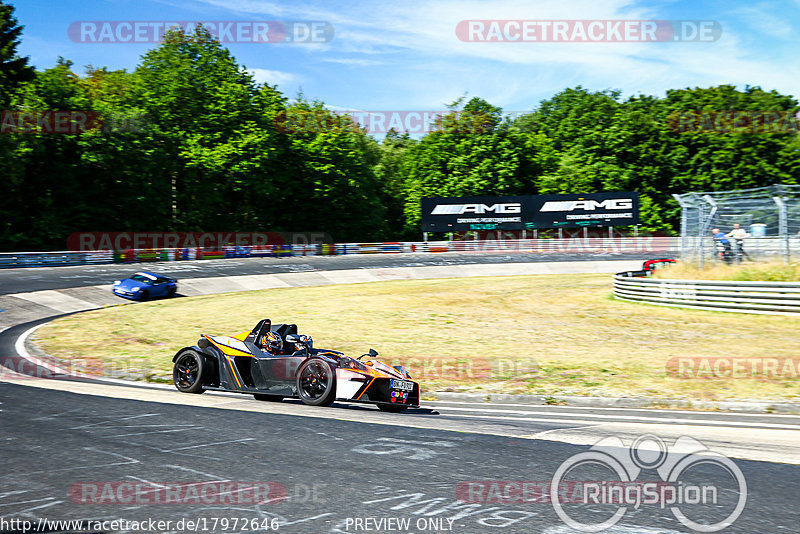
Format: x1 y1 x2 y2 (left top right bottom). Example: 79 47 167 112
551 434 747 532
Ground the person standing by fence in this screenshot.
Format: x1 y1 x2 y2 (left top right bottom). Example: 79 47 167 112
725 223 752 262
712 228 733 264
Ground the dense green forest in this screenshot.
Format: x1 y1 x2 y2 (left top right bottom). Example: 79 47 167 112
1 2 798 251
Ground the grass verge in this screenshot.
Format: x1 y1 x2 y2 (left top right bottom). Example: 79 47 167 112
34 274 800 401
653 260 800 282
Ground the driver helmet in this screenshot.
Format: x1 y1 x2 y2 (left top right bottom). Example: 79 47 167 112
261 332 283 354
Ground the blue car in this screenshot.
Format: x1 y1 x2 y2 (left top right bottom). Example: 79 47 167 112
112 271 178 300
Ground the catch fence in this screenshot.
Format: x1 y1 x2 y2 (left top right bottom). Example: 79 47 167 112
673 184 800 265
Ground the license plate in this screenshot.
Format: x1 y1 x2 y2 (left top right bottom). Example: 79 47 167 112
390 379 413 391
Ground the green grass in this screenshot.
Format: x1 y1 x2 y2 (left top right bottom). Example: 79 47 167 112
33 274 800 401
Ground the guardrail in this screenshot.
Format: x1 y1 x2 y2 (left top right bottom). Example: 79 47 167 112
613 275 800 316
0 237 679 269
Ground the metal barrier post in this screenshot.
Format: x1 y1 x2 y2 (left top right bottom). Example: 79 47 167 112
672 194 688 262
774 195 789 264
700 195 719 268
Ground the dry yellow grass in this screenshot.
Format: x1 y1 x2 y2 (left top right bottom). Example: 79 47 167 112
653 260 800 281
34 274 800 401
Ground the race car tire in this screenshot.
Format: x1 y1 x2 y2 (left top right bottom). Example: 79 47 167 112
140 290 150 301
167 287 176 298
173 349 206 394
296 358 336 406
254 394 284 402
378 404 409 413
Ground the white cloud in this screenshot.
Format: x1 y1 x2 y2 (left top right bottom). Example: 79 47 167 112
732 2 796 39
322 57 384 66
198 0 800 109
247 68 297 86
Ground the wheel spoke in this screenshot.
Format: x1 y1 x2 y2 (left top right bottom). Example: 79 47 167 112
297 361 332 403
175 355 200 388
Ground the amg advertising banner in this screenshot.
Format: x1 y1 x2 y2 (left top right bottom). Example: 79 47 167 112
420 193 640 232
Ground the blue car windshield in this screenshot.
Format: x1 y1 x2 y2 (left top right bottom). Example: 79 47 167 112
130 275 155 285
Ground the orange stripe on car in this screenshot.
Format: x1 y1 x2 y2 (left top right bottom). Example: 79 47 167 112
226 355 242 387
355 377 376 400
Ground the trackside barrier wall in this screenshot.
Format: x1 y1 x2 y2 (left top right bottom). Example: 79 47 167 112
0 251 114 267
613 274 800 316
0 237 679 269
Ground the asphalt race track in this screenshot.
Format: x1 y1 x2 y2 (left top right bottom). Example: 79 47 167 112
2 252 799 534
1 381 799 534
0 250 665 295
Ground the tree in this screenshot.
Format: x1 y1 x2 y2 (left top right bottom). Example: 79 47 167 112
374 131 417 239
515 86 800 233
0 0 33 106
135 25 285 231
0 1 34 248
277 98 388 241
401 97 558 232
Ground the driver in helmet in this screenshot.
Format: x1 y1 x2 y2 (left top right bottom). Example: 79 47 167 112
260 331 283 355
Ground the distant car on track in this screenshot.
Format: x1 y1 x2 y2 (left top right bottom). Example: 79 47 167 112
172 318 420 412
616 258 676 278
112 271 177 300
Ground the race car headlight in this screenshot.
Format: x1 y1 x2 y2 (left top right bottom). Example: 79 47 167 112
340 357 369 372
132 287 142 292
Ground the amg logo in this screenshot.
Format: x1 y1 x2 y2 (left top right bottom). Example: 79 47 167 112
431 203 522 215
539 199 633 212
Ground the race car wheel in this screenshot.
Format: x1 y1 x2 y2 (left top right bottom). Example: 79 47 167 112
378 403 408 413
173 349 206 394
296 358 336 406
254 394 284 402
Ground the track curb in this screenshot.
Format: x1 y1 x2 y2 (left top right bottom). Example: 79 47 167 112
429 392 800 414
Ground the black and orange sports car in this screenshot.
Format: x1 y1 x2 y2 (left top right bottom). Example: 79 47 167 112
172 319 420 412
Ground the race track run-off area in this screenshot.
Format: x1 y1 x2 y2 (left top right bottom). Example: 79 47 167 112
1 254 799 534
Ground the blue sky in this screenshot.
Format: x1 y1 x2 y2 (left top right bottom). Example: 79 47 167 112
12 0 800 114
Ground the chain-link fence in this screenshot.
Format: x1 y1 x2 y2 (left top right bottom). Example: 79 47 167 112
674 184 800 266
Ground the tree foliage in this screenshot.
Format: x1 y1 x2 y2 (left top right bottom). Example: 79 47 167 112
1 8 798 250
0 0 33 106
